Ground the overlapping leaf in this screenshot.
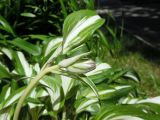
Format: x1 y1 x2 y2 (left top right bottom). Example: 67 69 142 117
62 10 105 54
9 38 41 56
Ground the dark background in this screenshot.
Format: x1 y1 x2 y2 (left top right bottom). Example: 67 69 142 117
96 0 160 51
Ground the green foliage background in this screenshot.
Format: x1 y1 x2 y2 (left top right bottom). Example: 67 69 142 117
0 0 160 120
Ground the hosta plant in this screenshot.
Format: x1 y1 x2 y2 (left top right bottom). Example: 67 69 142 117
0 10 160 120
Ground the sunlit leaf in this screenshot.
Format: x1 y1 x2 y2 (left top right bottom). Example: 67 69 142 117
61 75 74 96
40 75 64 111
12 51 32 80
1 48 13 60
75 98 98 114
62 10 105 53
78 77 99 99
94 104 160 120
85 62 111 83
44 37 63 56
0 87 25 110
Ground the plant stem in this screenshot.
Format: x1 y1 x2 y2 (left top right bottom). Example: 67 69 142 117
62 107 66 120
13 65 59 120
58 0 67 18
73 114 77 120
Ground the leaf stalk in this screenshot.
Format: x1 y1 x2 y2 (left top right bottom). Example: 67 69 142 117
13 65 59 120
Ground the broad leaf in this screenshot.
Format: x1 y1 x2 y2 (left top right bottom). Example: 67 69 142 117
120 96 160 105
75 98 99 114
0 87 25 110
40 75 64 111
79 85 133 101
94 104 160 120
1 48 13 60
12 51 32 80
78 77 99 99
44 37 63 57
85 62 111 83
61 75 74 96
62 10 105 53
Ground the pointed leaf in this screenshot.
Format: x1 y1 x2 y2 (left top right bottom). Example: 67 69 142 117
8 38 41 56
0 85 10 104
0 64 11 78
79 76 99 99
94 105 160 120
0 87 25 110
13 51 32 79
0 16 15 36
21 13 36 18
44 37 63 56
75 98 98 114
62 10 105 53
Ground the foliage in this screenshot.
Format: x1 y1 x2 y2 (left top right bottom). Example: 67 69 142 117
108 52 160 96
0 1 160 120
0 0 95 36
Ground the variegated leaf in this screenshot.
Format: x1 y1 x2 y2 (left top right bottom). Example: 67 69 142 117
62 10 105 54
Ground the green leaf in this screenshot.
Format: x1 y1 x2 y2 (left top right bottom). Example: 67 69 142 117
106 26 116 39
61 75 74 96
0 85 10 104
75 98 99 114
10 80 18 94
62 10 105 54
28 34 52 41
0 16 16 36
0 64 10 78
27 87 48 109
79 76 99 99
94 104 160 120
42 37 63 68
138 96 160 104
40 75 64 111
1 48 13 60
67 44 89 56
124 69 140 83
8 38 41 56
20 13 36 18
12 51 32 79
84 0 95 9
106 68 140 84
79 85 133 101
44 37 63 57
0 107 13 120
85 62 111 83
121 96 160 105
96 30 109 49
0 87 25 110
59 52 91 68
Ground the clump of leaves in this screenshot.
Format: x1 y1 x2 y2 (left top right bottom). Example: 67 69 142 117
0 10 160 120
0 0 95 36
